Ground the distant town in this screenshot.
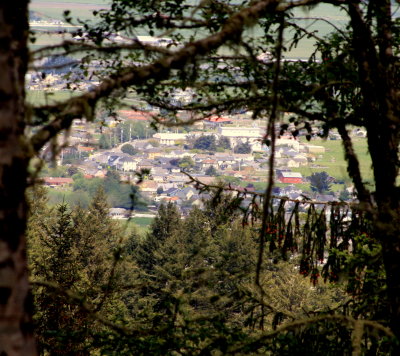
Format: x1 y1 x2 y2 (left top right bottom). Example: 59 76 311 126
28 10 366 219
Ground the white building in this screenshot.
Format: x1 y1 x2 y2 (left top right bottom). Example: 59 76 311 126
152 132 188 145
218 126 263 151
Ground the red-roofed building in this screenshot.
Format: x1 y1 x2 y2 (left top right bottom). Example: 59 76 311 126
42 177 73 187
118 110 154 121
77 146 95 152
163 196 180 202
277 171 303 184
204 116 233 127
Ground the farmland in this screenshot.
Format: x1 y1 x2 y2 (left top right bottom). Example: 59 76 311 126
293 137 373 185
30 0 108 21
29 1 348 58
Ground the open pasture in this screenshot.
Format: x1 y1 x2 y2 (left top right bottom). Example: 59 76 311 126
27 90 78 106
293 137 373 187
30 0 108 21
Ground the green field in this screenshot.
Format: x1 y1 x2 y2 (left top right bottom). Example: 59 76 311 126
30 0 108 21
293 137 373 184
118 217 153 237
243 137 373 193
29 1 348 57
27 90 78 106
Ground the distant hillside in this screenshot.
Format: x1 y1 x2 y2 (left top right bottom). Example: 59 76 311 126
29 10 46 21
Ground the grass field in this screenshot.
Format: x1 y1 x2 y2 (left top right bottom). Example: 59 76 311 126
293 137 373 184
29 1 348 57
242 137 373 193
30 0 108 21
27 90 78 106
118 217 153 237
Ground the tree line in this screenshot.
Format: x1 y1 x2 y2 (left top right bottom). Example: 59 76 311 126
29 187 363 355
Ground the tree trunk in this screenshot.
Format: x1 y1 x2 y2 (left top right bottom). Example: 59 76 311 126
349 0 400 343
0 2 37 355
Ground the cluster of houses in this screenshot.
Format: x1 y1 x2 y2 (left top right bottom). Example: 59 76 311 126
40 108 338 216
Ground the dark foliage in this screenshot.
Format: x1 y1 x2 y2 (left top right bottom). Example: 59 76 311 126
308 172 332 194
193 135 217 151
234 142 252 154
121 143 138 156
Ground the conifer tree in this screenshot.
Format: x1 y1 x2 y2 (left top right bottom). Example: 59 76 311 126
134 203 181 273
30 203 88 355
28 191 135 355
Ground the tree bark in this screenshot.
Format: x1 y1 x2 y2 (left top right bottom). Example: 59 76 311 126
349 0 400 342
0 1 37 355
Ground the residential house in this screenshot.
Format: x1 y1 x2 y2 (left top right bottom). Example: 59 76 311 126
193 153 210 161
275 158 300 168
292 154 308 166
152 167 169 182
200 158 217 170
280 147 300 157
139 180 159 198
214 155 236 170
190 197 203 207
232 153 255 162
159 162 179 174
316 194 338 202
175 187 197 201
91 152 111 165
167 173 188 187
115 156 137 172
136 159 154 173
146 147 164 159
